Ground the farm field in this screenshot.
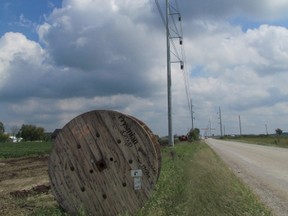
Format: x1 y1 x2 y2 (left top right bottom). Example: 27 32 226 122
0 141 271 215
0 142 52 158
0 142 59 215
220 135 288 148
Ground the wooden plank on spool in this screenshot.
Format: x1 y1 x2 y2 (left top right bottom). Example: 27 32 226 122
127 115 161 180
49 110 161 216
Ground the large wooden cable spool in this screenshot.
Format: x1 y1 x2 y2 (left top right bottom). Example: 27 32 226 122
126 114 161 180
48 110 161 215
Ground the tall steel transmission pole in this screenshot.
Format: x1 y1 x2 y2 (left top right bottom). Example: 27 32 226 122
238 115 242 136
209 119 212 136
166 0 174 147
191 99 194 130
218 107 223 136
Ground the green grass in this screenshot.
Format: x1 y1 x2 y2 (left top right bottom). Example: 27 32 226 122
0 141 52 158
137 142 271 216
1 141 272 215
221 135 288 148
8 193 68 216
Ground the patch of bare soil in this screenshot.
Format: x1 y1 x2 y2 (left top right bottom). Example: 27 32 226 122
0 156 55 215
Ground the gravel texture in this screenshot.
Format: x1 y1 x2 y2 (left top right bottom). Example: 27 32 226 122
206 138 288 216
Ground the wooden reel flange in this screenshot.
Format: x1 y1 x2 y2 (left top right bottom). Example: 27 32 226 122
48 110 161 215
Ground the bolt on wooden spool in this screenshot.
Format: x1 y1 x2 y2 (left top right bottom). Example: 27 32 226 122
48 110 161 215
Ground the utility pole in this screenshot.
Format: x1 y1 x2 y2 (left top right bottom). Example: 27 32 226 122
202 119 216 137
209 119 212 136
238 115 242 136
166 0 174 147
218 107 223 137
265 124 268 135
190 99 194 130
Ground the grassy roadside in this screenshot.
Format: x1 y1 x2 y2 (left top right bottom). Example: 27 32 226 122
0 141 52 158
220 135 288 148
1 141 272 215
137 142 271 216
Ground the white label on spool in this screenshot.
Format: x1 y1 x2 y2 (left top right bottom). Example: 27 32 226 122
134 177 141 190
131 170 142 190
131 169 142 177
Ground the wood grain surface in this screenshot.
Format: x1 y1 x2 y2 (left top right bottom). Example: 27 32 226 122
48 110 161 216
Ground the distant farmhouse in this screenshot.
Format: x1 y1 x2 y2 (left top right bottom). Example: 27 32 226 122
9 136 23 143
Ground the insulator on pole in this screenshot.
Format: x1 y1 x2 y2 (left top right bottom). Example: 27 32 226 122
179 37 183 45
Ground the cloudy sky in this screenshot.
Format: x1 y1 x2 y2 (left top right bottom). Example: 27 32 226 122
0 0 287 136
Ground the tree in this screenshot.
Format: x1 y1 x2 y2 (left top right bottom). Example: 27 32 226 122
18 124 45 141
0 134 9 142
10 125 20 137
275 128 283 136
188 128 200 142
0 121 5 134
0 121 9 142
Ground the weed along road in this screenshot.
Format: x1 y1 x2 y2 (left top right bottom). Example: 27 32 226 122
206 138 288 216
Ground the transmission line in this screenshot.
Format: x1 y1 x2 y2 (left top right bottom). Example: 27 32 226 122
154 0 193 143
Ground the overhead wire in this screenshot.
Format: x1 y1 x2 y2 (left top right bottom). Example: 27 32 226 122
154 0 193 124
154 0 166 28
170 0 193 115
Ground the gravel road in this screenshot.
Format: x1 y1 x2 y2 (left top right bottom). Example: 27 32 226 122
206 138 288 216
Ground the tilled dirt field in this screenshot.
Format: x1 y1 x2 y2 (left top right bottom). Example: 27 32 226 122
0 156 57 215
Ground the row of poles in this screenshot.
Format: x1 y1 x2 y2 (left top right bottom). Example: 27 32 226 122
204 108 243 137
164 0 239 141
218 107 242 137
165 0 193 146
164 1 266 139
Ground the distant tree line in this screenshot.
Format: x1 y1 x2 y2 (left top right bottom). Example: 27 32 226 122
0 121 9 142
275 128 283 136
17 124 45 141
0 121 46 142
188 128 200 141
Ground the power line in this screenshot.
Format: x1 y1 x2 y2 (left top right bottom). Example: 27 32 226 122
154 0 166 27
155 0 193 142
